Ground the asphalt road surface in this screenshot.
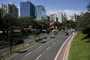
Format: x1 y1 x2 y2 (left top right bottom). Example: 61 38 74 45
0 33 47 54
6 32 69 60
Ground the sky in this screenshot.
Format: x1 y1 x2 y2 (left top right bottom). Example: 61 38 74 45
0 0 90 17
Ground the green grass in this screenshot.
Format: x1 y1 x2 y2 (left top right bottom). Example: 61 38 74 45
68 32 90 60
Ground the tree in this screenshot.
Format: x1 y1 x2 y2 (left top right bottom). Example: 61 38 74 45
38 20 49 30
62 20 76 29
18 17 34 29
0 14 18 52
87 2 90 11
0 14 18 36
18 17 36 36
77 13 90 36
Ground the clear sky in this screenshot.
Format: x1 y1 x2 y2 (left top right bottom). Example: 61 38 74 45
0 0 90 16
0 0 89 10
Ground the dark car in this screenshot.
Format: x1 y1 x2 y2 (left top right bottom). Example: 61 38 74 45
12 38 24 45
65 32 69 35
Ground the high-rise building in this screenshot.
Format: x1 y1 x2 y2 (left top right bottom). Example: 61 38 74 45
49 14 58 29
36 5 46 20
46 16 50 21
57 12 67 23
49 14 57 22
1 3 18 17
20 1 35 18
69 13 80 21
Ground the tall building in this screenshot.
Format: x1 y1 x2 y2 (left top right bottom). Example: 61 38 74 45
1 3 18 17
20 1 35 18
50 14 57 22
36 5 46 20
46 16 50 21
69 13 80 21
63 12 67 21
49 14 58 29
57 12 67 23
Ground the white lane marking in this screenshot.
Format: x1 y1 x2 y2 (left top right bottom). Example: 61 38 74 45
39 46 42 48
25 52 32 56
35 54 42 60
46 47 50 50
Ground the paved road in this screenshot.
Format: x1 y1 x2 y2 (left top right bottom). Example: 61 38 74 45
6 32 69 60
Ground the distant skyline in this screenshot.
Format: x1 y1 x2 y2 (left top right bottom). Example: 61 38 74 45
0 0 90 18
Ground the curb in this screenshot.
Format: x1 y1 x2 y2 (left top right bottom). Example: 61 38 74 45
54 32 77 60
63 32 77 60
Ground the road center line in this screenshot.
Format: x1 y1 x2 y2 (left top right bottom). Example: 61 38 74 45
35 54 42 60
25 52 32 56
47 47 50 50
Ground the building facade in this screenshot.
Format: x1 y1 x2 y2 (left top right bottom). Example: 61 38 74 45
69 13 80 21
49 14 57 22
49 14 58 29
20 1 35 18
36 5 46 20
1 3 18 17
57 12 67 23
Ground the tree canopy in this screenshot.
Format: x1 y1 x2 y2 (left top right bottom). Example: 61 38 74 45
77 13 90 35
87 2 90 11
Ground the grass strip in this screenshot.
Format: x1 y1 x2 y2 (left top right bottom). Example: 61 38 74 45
68 32 90 60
